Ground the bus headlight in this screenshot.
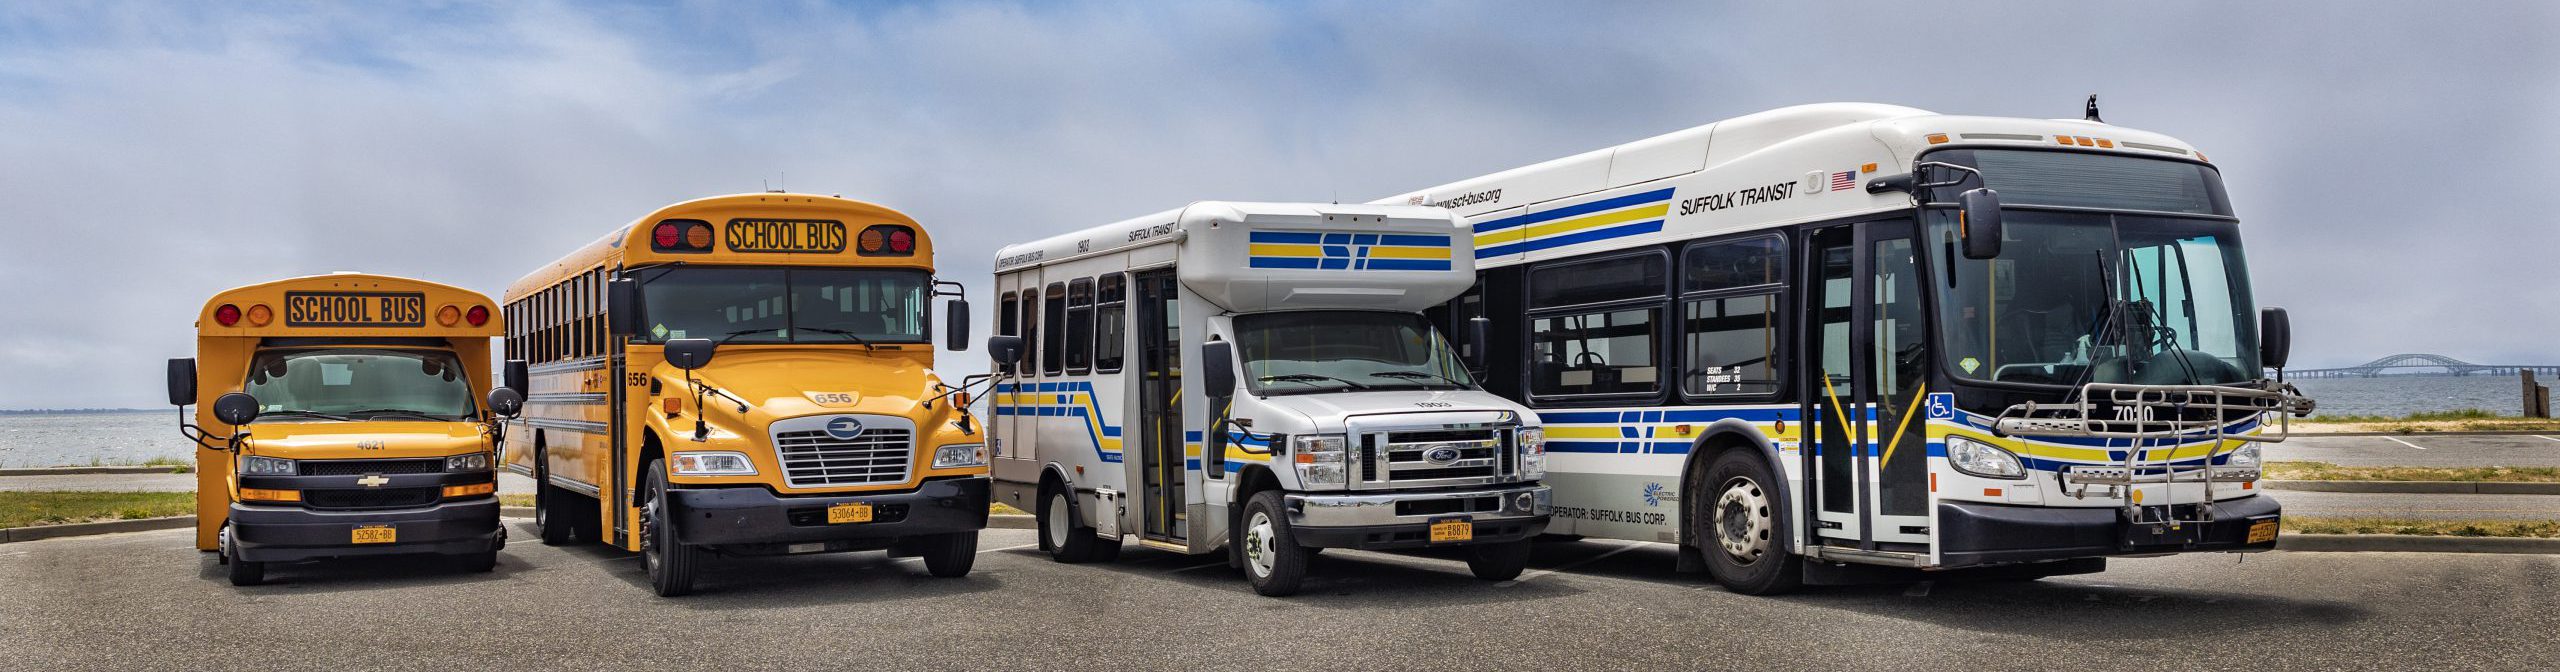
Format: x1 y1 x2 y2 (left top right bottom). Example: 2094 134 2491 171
444 452 493 472
670 451 757 476
2223 443 2262 469
1291 434 1348 486
1517 427 1547 480
240 455 297 476
1947 436 2026 480
933 443 988 469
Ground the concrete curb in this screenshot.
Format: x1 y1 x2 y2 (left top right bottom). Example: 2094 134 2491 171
2278 534 2560 554
2265 480 2560 495
502 506 533 518
990 514 1032 530
0 515 195 543
0 466 185 477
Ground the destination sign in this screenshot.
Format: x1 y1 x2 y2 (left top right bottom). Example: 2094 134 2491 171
282 291 426 328
726 219 848 254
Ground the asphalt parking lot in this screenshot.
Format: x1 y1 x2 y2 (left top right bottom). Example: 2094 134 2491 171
4 522 2556 671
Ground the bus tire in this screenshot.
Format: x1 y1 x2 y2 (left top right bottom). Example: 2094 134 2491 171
641 460 699 597
223 526 264 587
1465 539 1532 581
459 547 498 573
1698 449 1802 595
533 449 575 546
1240 490 1309 597
919 531 978 578
1039 488 1105 563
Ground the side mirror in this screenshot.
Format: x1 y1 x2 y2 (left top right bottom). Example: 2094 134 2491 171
606 277 639 336
166 358 197 406
486 388 525 418
946 298 972 352
1959 188 2004 260
2259 307 2292 370
504 359 530 397
664 338 716 370
1467 317 1491 365
985 335 1024 368
212 392 260 426
1201 340 1238 397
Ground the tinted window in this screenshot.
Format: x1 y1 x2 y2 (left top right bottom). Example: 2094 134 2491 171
1683 236 1784 293
1530 253 1667 308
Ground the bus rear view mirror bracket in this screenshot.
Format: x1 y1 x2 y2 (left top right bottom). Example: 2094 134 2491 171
1200 340 1238 398
1960 188 2003 259
606 277 639 336
166 358 196 406
2259 307 2292 371
212 392 260 426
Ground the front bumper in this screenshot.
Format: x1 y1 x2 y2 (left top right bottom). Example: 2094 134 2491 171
1285 484 1550 550
1935 494 2282 568
665 476 990 547
228 498 501 563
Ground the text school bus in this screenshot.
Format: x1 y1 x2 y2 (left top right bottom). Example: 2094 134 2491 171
503 192 989 597
991 202 1548 596
1375 101 2315 593
166 273 517 586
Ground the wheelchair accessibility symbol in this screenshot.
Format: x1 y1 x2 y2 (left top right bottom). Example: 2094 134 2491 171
1925 393 1956 421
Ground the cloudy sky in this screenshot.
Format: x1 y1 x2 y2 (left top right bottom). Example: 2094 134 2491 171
1 1 2552 409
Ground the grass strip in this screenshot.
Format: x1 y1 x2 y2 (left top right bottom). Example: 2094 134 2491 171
2267 460 2560 483
2283 516 2560 538
0 491 197 528
497 493 1029 517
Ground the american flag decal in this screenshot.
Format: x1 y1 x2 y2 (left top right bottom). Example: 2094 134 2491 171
1830 170 1856 192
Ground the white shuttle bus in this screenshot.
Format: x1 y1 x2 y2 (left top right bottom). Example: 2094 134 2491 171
988 202 1550 596
1374 102 2314 594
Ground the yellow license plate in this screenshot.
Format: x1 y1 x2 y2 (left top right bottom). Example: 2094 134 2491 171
352 525 396 544
1428 519 1473 543
827 502 873 525
2246 519 2279 544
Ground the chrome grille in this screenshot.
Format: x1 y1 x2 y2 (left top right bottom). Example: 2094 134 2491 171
1377 427 1501 482
774 421 913 488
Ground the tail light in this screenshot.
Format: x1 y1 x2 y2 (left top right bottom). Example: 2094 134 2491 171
214 304 241 327
465 305 490 327
651 220 713 252
244 304 273 327
437 305 462 327
858 227 885 253
684 224 713 249
888 229 913 253
653 222 681 248
859 225 915 256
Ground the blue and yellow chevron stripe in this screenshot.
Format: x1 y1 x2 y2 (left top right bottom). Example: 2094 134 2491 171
992 380 1270 471
1247 230 1452 271
1471 187 1675 258
1540 403 2257 473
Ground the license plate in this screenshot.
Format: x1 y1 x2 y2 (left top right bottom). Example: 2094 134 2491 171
827 502 873 525
2246 519 2279 544
352 525 396 544
1428 518 1473 544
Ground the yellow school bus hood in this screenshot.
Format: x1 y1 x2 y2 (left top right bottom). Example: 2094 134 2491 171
659 348 943 421
242 421 489 459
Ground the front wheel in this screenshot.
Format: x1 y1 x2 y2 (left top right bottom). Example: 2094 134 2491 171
919 531 978 578
1239 490 1310 597
1038 488 1109 563
1465 540 1532 581
1697 450 1802 595
222 525 265 587
534 450 575 546
641 460 699 597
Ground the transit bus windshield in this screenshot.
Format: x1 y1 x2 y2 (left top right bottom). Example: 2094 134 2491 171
242 349 477 420
1236 311 1477 395
1928 210 2261 387
635 267 927 344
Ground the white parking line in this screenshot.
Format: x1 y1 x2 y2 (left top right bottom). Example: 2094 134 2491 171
979 542 1038 555
2383 436 2428 450
2536 435 2560 443
1497 541 1650 588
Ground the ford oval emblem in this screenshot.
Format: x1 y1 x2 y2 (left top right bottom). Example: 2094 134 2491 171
824 417 865 441
1424 447 1462 464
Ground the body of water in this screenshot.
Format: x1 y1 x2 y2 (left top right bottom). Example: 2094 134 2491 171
0 376 2531 468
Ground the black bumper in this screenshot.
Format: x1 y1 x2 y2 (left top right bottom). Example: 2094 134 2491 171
1290 516 1548 551
665 476 990 547
1935 495 2282 568
228 498 501 563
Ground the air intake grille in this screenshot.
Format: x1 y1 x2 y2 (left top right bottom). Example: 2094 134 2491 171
301 459 443 476
775 427 914 488
304 487 440 510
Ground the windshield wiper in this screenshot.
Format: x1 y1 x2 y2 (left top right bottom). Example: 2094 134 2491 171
716 328 780 344
1258 374 1371 390
342 408 453 421
799 327 877 350
260 410 351 422
1368 371 1468 387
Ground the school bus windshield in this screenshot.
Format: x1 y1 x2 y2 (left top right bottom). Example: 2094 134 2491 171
634 266 928 344
242 348 477 420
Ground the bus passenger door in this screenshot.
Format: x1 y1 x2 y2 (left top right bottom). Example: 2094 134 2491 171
1129 269 1190 545
991 277 1037 493
1801 221 1932 554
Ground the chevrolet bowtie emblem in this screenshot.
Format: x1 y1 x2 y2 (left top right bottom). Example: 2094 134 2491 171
357 475 390 488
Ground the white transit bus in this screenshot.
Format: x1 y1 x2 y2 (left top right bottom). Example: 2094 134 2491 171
989 202 1550 596
1374 101 2314 594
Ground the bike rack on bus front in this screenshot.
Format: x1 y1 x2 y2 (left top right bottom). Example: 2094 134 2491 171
1990 382 2315 528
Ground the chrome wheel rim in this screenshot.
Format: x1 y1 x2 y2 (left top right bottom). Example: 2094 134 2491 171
1046 492 1071 547
641 491 663 576
1714 475 1773 564
1244 510 1277 578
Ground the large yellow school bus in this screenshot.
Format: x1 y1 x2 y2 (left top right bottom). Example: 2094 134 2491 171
166 273 515 586
503 192 991 596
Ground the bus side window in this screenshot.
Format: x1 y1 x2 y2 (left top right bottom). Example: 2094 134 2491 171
1065 278 1094 374
1525 251 1668 398
1679 235 1787 397
1094 273 1125 373
998 290 1020 374
1021 288 1040 378
1042 282 1067 376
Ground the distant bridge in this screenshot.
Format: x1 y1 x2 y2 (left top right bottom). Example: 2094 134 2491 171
2289 354 2560 379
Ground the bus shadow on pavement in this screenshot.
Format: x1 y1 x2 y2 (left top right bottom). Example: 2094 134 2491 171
1064 542 1594 607
1780 577 2372 639
574 546 1005 608
194 552 529 593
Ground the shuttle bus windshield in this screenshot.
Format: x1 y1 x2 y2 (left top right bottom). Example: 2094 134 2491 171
1236 310 1477 395
241 348 477 420
634 267 928 344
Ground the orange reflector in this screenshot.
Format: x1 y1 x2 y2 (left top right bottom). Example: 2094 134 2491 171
1926 133 1949 144
1295 453 1316 464
1860 162 1877 173
1983 488 2002 497
2074 136 2095 147
858 228 885 253
1929 473 1939 492
2196 151 2209 162
684 223 714 249
2053 135 2073 145
2096 138 2115 148
2242 481 2254 490
240 488 299 502
443 482 496 498
245 304 274 327
437 305 461 327
953 392 971 408
662 397 682 416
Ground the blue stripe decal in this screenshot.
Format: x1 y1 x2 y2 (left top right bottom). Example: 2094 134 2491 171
1248 231 1323 244
1361 258 1453 271
1471 187 1676 234
1377 233 1451 247
1248 257 1322 269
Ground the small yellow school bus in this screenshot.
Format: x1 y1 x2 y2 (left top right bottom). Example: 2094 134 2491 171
501 192 994 596
167 273 518 586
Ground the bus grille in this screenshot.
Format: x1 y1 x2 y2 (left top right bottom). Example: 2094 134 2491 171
1378 428 1502 482
301 459 443 476
304 487 441 510
775 428 914 488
